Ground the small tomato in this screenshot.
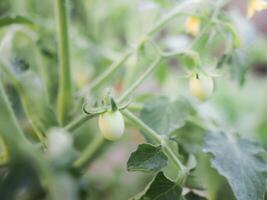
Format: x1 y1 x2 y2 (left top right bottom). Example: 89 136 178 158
186 16 200 37
98 110 125 141
189 73 214 101
247 0 267 18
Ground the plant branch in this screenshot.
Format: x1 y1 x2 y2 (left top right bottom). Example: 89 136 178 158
118 56 162 103
190 0 225 48
147 0 203 36
79 51 133 96
55 0 73 125
121 109 186 173
79 0 202 97
64 114 97 132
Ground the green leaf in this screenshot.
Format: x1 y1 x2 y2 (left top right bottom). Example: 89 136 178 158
127 144 168 172
204 132 267 200
140 97 190 135
0 16 33 28
137 172 183 200
184 192 207 200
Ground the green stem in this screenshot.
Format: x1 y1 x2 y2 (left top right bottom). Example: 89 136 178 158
121 109 186 172
190 0 225 48
118 56 162 103
64 114 96 132
147 0 201 36
55 0 73 125
73 134 104 168
80 51 132 96
65 56 162 132
79 0 201 97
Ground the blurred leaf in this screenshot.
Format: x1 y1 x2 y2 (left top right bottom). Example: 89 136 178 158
184 192 207 200
229 49 248 86
50 173 79 200
193 31 211 54
0 15 33 28
134 172 183 200
0 59 59 137
0 81 28 154
0 159 45 200
186 154 197 171
154 60 168 84
180 51 200 70
127 143 168 172
216 54 231 69
140 97 190 135
17 71 59 134
204 132 267 200
223 22 241 49
0 137 8 165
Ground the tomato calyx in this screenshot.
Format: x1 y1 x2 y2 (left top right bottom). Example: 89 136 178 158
83 93 130 115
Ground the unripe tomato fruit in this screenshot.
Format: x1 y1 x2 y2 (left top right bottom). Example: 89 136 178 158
189 73 214 101
98 110 125 141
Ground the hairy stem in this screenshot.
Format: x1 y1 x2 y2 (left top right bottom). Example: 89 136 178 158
55 0 73 125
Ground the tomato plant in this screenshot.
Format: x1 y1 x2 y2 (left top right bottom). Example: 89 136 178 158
0 0 267 199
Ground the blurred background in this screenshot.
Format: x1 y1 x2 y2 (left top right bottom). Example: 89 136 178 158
0 0 267 199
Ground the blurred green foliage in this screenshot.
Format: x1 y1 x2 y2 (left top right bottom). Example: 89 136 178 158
1 0 267 200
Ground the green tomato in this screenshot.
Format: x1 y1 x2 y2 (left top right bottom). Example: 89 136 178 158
98 110 125 141
189 73 214 101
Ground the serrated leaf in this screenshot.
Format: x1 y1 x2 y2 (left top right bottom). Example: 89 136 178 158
140 97 190 135
0 16 33 28
127 144 168 172
137 172 183 200
204 132 267 200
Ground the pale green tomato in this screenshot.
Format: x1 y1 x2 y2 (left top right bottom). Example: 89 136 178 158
98 110 125 141
189 74 214 101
